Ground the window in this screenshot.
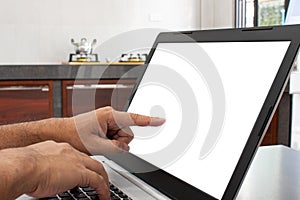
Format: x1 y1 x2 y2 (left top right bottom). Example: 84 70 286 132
236 0 289 27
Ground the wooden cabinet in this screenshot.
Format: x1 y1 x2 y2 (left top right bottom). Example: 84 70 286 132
62 79 136 117
261 109 278 146
0 81 53 124
0 78 136 123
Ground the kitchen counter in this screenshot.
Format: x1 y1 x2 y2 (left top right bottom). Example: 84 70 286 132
0 63 145 118
0 63 145 80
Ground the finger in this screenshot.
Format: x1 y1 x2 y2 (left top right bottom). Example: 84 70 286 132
112 128 134 144
113 110 165 127
81 135 127 155
130 113 166 126
113 136 133 145
82 170 110 200
80 155 109 186
69 146 109 185
113 135 133 145
90 138 129 154
121 126 134 138
111 140 130 152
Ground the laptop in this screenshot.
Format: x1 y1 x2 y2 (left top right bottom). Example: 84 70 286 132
19 25 300 200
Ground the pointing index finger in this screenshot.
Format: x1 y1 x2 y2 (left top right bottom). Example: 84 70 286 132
130 113 165 126
113 110 165 128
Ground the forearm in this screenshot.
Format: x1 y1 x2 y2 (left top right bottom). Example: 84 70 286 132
0 117 85 151
0 118 65 149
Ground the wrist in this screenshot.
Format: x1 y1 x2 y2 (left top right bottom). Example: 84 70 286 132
71 113 101 154
0 147 38 199
34 117 86 151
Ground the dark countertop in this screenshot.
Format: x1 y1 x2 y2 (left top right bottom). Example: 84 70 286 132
0 64 145 80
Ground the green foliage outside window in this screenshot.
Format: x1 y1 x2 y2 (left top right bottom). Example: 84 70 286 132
258 0 285 26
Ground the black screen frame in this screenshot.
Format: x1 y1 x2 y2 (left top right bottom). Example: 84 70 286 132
106 25 300 200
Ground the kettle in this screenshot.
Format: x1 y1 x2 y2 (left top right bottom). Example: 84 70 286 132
71 38 97 55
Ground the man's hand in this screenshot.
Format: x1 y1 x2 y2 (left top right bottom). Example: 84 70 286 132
0 141 110 200
72 106 165 155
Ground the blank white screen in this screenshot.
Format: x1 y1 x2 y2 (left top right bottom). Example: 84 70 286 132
128 41 290 199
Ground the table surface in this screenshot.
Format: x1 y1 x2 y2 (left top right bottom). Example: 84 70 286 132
236 145 300 200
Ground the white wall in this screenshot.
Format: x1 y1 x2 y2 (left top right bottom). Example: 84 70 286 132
201 0 235 29
0 0 201 64
0 0 234 64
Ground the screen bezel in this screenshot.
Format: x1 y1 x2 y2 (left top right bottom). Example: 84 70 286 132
106 25 300 200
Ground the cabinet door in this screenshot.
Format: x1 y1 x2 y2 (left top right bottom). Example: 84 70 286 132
62 79 135 117
0 81 53 124
261 109 278 146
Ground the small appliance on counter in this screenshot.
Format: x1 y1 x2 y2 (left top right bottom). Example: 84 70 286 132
119 53 147 62
69 38 99 62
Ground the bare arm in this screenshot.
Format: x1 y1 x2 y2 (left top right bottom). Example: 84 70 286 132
0 106 165 154
0 117 78 150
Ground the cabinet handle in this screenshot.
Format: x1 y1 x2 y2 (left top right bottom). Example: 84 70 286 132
66 84 134 90
0 86 49 92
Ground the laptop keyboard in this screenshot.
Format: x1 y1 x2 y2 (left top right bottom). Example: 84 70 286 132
39 183 133 200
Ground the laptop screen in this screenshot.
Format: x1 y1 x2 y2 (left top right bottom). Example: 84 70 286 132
127 41 290 199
